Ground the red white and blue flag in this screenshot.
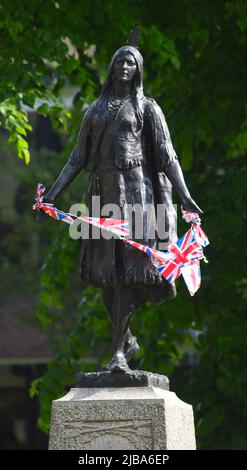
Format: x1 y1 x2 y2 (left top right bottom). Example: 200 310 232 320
33 183 209 296
80 216 130 238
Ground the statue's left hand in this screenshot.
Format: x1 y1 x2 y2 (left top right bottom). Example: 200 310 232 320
181 196 203 214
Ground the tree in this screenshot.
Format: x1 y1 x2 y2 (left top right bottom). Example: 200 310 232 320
1 0 247 449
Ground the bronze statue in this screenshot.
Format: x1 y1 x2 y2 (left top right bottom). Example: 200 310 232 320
42 29 202 373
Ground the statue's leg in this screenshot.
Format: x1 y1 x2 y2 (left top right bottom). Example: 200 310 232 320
102 285 136 371
113 284 132 351
102 286 139 363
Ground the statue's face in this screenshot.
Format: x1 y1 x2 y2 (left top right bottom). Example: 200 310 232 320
112 52 137 83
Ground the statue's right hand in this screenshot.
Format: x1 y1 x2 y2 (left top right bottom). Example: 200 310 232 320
42 194 55 204
38 194 55 221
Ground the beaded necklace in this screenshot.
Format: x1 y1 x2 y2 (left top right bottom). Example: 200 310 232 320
108 93 131 119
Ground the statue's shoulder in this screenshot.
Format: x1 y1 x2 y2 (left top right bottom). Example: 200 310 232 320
144 96 161 116
81 99 98 116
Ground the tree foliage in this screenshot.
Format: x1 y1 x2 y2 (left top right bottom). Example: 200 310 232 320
1 0 247 449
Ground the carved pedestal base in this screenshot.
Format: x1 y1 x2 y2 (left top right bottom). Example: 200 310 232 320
48 386 196 450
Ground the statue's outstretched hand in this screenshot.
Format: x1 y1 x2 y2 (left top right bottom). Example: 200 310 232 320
181 197 203 225
181 196 203 214
37 194 54 221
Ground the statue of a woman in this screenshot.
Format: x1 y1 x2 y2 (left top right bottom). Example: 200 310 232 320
42 31 202 372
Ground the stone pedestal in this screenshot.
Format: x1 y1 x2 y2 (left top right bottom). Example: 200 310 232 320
49 386 196 450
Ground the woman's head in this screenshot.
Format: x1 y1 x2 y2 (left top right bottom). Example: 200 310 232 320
101 46 144 98
112 51 137 84
100 46 145 128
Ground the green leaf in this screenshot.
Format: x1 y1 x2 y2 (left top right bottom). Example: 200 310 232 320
171 56 181 70
37 103 50 116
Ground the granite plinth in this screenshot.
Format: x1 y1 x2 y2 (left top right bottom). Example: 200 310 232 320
49 385 196 450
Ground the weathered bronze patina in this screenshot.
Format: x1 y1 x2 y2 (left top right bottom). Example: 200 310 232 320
43 29 202 375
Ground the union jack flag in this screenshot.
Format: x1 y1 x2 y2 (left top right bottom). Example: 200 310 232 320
33 183 209 296
33 185 74 224
192 224 209 248
79 216 130 238
181 259 201 296
44 207 74 224
155 227 204 284
34 182 45 207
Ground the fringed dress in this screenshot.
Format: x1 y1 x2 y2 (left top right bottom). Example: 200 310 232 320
70 94 178 305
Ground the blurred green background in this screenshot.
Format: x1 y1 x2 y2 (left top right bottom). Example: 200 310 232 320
0 0 246 449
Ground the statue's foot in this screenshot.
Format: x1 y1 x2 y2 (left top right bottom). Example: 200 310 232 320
125 336 140 363
102 352 130 373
